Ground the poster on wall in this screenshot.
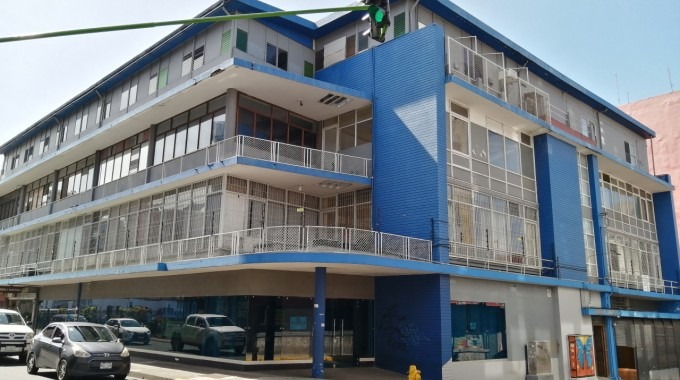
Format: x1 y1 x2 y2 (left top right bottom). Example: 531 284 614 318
568 335 595 378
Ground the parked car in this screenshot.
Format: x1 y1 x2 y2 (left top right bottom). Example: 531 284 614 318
104 318 151 344
0 308 34 363
170 314 245 356
50 314 88 323
26 322 130 380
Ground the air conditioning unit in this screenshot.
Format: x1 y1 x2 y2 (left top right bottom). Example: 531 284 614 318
499 68 518 82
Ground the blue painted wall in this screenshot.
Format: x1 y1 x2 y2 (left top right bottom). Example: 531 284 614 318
652 176 680 288
319 26 450 379
534 134 587 281
375 274 451 380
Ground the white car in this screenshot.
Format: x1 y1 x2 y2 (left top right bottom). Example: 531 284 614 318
104 318 151 345
0 308 34 362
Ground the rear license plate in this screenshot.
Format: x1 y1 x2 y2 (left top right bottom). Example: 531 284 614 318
0 346 21 352
100 362 112 369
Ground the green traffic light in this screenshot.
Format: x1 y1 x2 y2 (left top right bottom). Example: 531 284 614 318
368 5 384 23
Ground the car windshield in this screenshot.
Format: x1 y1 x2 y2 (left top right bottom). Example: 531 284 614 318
119 320 141 327
68 325 117 342
0 312 24 325
205 316 236 327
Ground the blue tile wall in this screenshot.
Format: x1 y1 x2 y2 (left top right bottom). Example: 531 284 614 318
375 274 451 380
653 186 680 288
534 134 587 281
318 26 451 379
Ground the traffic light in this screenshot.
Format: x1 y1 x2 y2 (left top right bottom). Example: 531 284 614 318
363 0 390 42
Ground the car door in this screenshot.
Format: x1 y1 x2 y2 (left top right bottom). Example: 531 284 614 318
107 320 120 336
42 326 65 368
34 325 56 368
194 317 207 345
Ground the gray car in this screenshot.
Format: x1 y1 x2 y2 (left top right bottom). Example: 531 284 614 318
26 322 130 380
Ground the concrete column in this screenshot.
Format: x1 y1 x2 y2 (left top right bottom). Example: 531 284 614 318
312 267 327 378
587 154 620 380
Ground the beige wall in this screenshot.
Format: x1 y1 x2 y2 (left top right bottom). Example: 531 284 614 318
38 270 374 301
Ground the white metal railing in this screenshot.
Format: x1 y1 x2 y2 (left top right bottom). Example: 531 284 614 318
449 241 547 275
447 37 550 122
608 270 678 294
0 136 371 233
0 226 431 279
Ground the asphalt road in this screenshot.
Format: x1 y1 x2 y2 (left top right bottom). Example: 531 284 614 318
0 354 143 380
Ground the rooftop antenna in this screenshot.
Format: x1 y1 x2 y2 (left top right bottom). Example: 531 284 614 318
668 66 675 92
615 74 621 105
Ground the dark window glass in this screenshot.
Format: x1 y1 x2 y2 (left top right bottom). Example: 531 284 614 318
304 61 314 78
266 43 277 66
238 109 254 136
212 112 226 143
278 49 288 71
236 29 248 52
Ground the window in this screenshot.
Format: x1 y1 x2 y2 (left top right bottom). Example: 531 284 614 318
10 153 20 170
266 43 287 71
23 146 34 163
158 67 169 90
59 124 68 144
74 111 88 135
129 83 138 106
578 153 591 207
358 33 369 52
304 61 314 78
451 117 469 154
394 12 406 38
236 29 248 52
345 35 356 58
451 301 507 361
149 73 158 95
580 117 596 140
624 141 637 165
120 88 130 110
193 45 204 70
220 30 232 54
39 136 50 154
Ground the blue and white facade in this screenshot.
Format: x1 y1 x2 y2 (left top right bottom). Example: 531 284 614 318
1 1 679 379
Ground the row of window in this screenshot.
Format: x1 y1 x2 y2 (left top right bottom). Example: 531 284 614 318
448 185 539 258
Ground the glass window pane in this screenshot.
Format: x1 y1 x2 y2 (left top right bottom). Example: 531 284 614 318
237 109 254 136
174 127 187 157
187 122 199 153
339 126 355 150
212 112 226 143
255 115 270 140
153 136 165 165
356 120 372 145
199 117 212 149
139 142 149 171
505 138 520 173
112 154 123 181
164 133 176 161
266 43 277 66
488 131 504 168
289 127 302 146
452 118 469 154
236 29 248 52
121 150 131 177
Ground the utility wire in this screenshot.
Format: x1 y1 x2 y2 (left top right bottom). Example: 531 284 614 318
0 6 369 44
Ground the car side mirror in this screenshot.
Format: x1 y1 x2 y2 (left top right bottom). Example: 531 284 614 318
26 321 32 326
52 337 63 344
114 324 120 328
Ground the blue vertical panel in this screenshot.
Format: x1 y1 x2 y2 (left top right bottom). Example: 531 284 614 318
533 134 587 281
316 50 374 96
312 267 326 378
652 176 680 290
375 274 451 380
587 155 609 283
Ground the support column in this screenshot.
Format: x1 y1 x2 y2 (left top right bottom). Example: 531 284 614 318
587 155 620 380
76 283 83 320
312 267 326 378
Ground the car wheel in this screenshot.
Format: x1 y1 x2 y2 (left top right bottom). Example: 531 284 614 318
57 358 70 380
204 338 219 357
114 374 128 380
26 353 38 375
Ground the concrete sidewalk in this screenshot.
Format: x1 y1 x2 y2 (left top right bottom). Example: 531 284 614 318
129 362 405 380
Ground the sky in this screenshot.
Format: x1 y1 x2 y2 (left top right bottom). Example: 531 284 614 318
1 0 679 151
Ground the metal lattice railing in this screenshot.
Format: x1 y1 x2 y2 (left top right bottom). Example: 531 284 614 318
0 136 371 234
0 226 432 280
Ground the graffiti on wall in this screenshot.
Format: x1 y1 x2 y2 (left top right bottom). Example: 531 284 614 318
378 304 430 352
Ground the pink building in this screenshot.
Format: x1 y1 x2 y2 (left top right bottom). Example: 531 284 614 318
620 91 680 234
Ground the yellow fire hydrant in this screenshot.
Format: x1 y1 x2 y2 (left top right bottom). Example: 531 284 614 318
408 364 422 380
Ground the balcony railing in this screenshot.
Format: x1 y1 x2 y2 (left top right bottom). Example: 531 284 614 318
449 241 549 276
447 37 551 123
0 226 432 280
0 136 372 233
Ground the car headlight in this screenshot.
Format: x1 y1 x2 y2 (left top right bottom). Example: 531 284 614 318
72 345 91 358
25 332 34 340
120 347 130 358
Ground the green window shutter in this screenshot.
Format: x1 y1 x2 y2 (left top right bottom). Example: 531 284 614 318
220 29 232 55
304 61 314 78
236 29 248 52
394 12 406 38
158 67 168 90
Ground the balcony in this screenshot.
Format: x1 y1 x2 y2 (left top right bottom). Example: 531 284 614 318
447 37 595 145
0 226 432 280
449 241 548 276
0 136 372 233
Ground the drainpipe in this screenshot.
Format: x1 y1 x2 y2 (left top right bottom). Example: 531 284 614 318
410 0 421 32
